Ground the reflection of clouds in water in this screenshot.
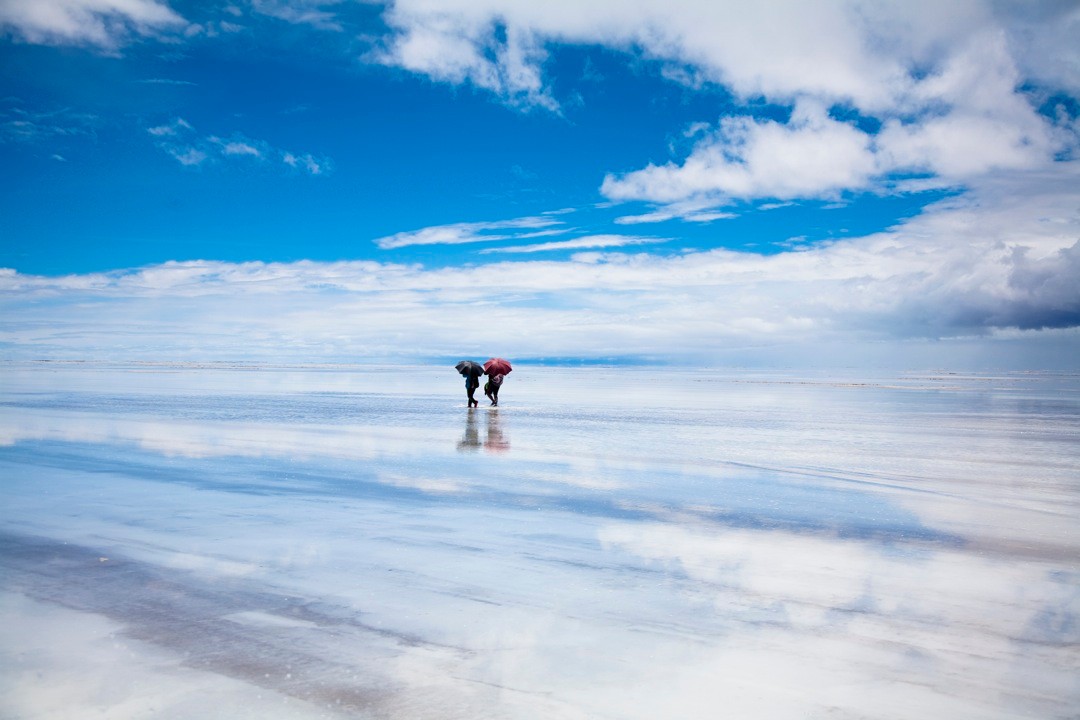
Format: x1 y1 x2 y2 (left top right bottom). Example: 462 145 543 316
596 521 1080 717
1 407 628 497
4 366 1079 718
0 408 444 461
512 461 624 491
377 471 468 494
0 592 322 720
4 406 517 463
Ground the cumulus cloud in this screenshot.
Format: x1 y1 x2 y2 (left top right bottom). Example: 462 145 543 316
2 164 1077 364
147 118 329 175
992 0 1080 96
374 0 904 111
372 4 557 111
371 0 1078 219
602 36 1063 211
0 0 187 50
374 1 1080 113
603 100 879 204
2 2 1078 365
873 32 1059 178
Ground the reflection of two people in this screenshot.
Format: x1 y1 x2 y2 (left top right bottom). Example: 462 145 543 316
457 409 510 453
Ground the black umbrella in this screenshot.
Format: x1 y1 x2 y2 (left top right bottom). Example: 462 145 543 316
455 360 484 378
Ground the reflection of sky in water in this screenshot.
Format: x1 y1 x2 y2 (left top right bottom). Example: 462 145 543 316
1 363 1078 718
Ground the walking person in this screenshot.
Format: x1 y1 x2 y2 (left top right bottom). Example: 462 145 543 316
465 371 481 407
484 373 503 406
455 360 484 408
482 357 512 407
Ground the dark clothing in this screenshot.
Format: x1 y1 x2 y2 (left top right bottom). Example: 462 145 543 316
465 370 482 407
484 373 504 406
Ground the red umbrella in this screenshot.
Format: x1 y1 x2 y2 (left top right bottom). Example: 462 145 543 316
483 357 512 376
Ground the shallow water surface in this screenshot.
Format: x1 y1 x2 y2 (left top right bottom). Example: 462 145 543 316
1 362 1078 718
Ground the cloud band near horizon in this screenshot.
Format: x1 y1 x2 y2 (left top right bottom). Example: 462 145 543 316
3 166 1077 366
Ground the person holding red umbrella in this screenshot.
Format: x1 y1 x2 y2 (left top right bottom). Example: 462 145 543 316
482 357 512 406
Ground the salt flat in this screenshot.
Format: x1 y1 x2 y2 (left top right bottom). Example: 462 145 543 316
1 362 1078 719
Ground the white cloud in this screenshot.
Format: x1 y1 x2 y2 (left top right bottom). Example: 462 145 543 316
2 163 1078 366
373 214 568 249
615 198 737 226
282 152 325 175
480 234 666 254
371 0 1078 218
212 138 262 157
147 118 192 136
169 146 207 166
0 105 98 143
0 0 188 50
148 119 328 175
371 4 557 111
138 78 197 86
992 0 1080 96
373 1 1080 113
374 0 909 111
604 100 880 205
874 32 1058 179
603 63 1063 211
249 0 343 31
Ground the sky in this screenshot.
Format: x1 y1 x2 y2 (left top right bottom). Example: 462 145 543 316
1 0 1079 367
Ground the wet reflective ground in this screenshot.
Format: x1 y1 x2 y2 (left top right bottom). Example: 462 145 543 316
2 362 1078 719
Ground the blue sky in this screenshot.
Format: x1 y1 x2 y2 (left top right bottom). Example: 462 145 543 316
1 1 1079 367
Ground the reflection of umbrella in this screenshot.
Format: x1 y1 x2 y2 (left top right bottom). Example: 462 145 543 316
483 357 512 376
485 410 509 453
455 360 484 378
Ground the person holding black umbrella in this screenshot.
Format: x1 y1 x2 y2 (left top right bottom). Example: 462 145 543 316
455 360 484 408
